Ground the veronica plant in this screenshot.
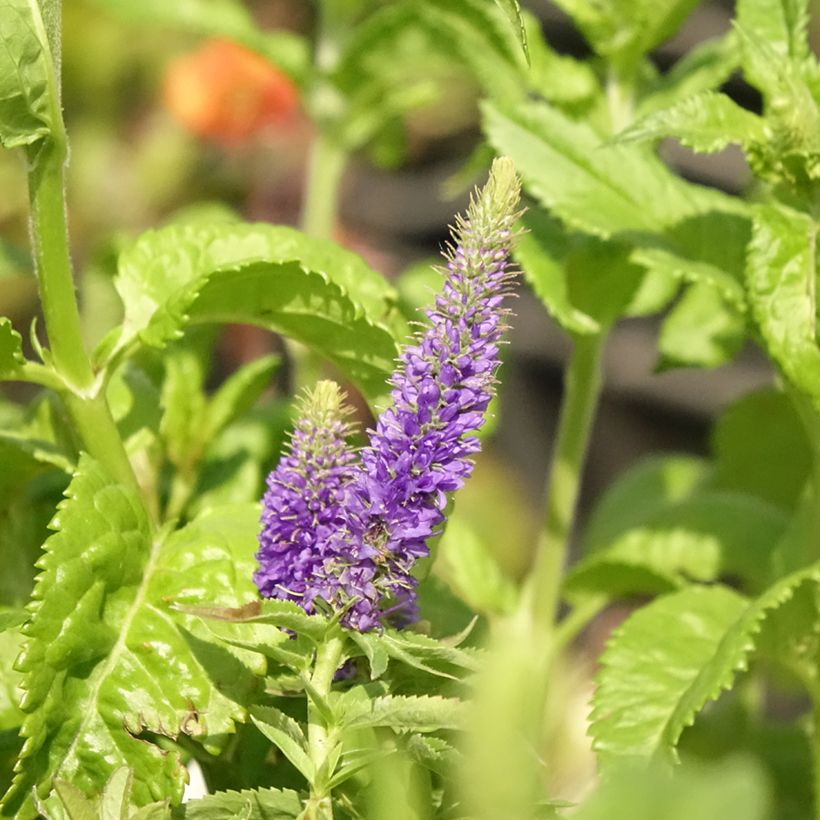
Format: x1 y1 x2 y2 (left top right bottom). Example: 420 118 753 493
3 0 820 819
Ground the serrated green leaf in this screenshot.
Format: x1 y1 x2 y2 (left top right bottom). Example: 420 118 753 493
338 693 465 733
180 599 329 644
712 388 811 510
0 0 61 149
513 212 599 336
566 490 787 598
0 319 24 379
483 99 745 248
659 562 820 754
638 32 741 116
404 734 459 777
250 706 313 782
1 471 260 816
574 757 770 820
589 585 749 764
108 223 404 406
493 0 528 62
619 92 766 154
745 204 820 406
174 786 302 819
658 281 745 370
0 610 27 633
377 629 481 679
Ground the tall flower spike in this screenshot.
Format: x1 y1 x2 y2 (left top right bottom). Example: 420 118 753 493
254 381 357 611
331 157 523 630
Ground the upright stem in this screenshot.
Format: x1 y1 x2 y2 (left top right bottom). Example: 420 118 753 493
27 141 140 496
300 131 347 240
305 634 345 820
525 332 607 634
813 694 820 820
27 142 93 392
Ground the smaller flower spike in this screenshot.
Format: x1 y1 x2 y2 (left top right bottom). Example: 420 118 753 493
254 381 357 611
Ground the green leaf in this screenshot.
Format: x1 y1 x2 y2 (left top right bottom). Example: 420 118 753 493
375 629 481 678
711 388 811 510
638 32 741 116
589 585 749 764
745 204 820 406
404 735 459 778
337 693 466 733
180 599 329 644
0 319 24 379
0 610 24 733
583 456 709 551
175 786 302 819
566 490 787 598
0 0 62 149
493 0 528 62
92 0 309 83
436 515 518 615
574 757 771 820
736 0 810 69
108 223 404 406
548 0 701 65
657 281 745 370
2 471 261 816
619 92 767 154
658 562 820 754
514 212 599 336
350 632 389 681
483 99 744 243
249 706 313 782
202 355 280 445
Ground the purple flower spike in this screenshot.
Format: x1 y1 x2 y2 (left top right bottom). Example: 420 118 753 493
254 381 357 610
330 157 522 629
255 158 522 631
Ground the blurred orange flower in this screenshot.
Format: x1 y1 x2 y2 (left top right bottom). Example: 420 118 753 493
163 39 299 144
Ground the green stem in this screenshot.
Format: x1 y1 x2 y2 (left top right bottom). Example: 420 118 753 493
525 332 607 634
813 694 820 820
300 131 347 240
305 634 345 820
27 141 93 392
27 141 140 497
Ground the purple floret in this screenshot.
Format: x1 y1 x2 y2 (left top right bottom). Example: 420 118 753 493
255 158 522 630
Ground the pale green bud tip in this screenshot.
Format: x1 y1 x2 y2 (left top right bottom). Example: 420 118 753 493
468 156 522 233
297 380 353 429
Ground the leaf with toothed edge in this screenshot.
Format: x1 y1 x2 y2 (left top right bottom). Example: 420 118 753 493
172 785 303 818
590 562 820 766
0 462 261 818
104 222 406 406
